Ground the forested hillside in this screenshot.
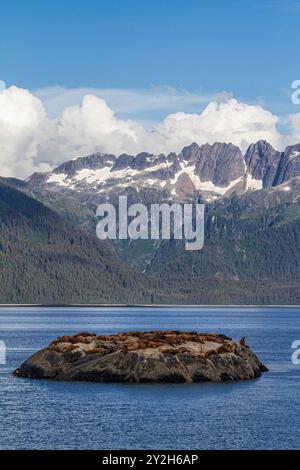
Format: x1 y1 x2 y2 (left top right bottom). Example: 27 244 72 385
148 181 300 304
2 178 300 304
0 182 161 304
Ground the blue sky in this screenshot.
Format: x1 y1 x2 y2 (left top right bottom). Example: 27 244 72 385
1 0 300 178
1 0 300 116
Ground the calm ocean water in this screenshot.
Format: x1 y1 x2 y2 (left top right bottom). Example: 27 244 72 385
0 307 299 450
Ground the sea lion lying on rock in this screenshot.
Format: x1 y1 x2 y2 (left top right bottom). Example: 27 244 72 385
14 330 268 384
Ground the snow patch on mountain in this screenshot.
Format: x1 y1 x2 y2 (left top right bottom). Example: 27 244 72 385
171 162 243 195
46 161 171 190
245 173 263 191
289 151 300 160
47 173 69 187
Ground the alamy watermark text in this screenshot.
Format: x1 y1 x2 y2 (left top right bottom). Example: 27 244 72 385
96 196 204 251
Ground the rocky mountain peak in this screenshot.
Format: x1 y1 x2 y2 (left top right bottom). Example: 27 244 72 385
179 142 200 161
53 152 116 177
245 140 282 188
111 153 134 171
275 143 300 186
193 142 245 187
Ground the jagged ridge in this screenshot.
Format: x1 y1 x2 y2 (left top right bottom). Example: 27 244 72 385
26 140 300 202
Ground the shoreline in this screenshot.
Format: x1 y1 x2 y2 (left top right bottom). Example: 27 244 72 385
0 304 300 309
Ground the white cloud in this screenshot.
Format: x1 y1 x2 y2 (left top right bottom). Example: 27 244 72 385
54 94 147 157
0 82 299 178
34 85 225 118
0 86 52 177
154 99 283 153
284 112 300 146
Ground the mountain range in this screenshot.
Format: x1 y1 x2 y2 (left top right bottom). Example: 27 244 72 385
2 139 300 304
26 140 300 203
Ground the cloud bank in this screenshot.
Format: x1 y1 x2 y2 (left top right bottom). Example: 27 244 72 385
34 85 222 118
0 82 299 178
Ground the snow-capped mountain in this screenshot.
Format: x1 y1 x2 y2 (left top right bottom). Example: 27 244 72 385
26 140 300 203
6 138 300 282
245 141 300 188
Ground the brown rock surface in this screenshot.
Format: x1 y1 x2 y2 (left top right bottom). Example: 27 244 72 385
14 330 268 384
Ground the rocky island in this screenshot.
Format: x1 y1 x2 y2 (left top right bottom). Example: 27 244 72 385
14 330 268 384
